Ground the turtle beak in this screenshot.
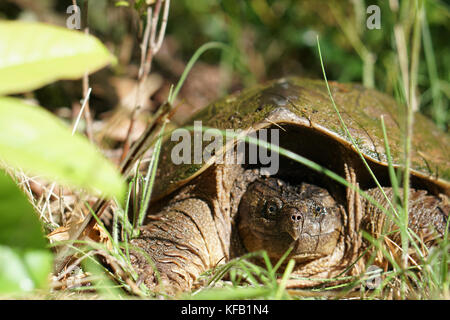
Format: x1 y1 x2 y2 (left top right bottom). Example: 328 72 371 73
283 208 303 241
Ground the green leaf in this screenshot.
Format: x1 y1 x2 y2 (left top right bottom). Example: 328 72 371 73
0 97 126 200
0 21 115 95
0 170 52 295
0 169 46 249
0 246 53 295
22 250 53 289
115 1 130 7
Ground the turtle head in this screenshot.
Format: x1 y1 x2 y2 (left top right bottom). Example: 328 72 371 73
237 177 342 262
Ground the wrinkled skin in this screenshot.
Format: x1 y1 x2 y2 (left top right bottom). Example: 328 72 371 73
238 177 450 263
237 177 342 263
129 77 449 295
130 169 449 295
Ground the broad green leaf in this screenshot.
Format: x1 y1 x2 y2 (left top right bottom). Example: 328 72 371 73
0 169 47 249
0 97 126 200
22 249 53 290
0 21 115 95
0 170 52 295
0 246 52 295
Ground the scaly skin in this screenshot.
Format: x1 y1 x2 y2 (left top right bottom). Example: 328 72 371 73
130 198 225 294
130 175 449 294
361 187 449 246
237 178 343 264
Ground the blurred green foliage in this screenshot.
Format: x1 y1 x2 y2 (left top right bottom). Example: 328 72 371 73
166 0 449 128
1 0 446 127
0 170 52 295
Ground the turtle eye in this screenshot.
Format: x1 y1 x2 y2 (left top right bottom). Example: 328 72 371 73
313 205 326 216
263 199 282 219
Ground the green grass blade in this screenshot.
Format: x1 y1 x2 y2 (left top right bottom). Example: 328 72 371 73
316 36 398 217
168 42 231 105
137 122 166 227
275 259 295 300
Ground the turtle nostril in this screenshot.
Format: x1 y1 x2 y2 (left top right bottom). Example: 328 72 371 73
291 214 301 222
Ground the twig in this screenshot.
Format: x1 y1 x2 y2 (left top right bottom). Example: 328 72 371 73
41 182 57 226
120 0 170 163
72 87 92 136
55 0 172 274
70 0 94 142
140 0 161 83
150 0 170 58
120 7 153 164
81 0 94 142
138 7 153 80
139 0 171 84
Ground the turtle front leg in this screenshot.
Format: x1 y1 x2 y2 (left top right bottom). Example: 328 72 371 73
130 198 226 295
343 164 448 255
361 187 449 244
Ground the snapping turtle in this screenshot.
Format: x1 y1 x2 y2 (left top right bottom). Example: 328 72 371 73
130 77 449 294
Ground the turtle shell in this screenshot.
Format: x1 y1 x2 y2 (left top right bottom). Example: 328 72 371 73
153 77 449 201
